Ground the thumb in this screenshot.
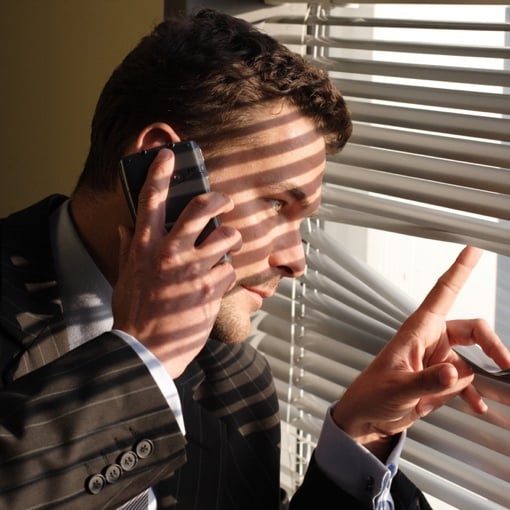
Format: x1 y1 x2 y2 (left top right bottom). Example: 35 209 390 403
411 363 459 417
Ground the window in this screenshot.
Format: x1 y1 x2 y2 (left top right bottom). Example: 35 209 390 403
250 3 510 509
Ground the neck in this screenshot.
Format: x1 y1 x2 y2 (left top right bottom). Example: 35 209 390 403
69 187 126 285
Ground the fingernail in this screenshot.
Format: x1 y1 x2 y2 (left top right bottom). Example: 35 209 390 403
155 147 173 161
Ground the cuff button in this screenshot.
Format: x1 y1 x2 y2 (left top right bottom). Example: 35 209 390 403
119 451 138 471
135 439 154 459
86 474 106 495
104 463 122 483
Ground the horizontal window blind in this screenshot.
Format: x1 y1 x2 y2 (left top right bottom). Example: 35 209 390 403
253 223 510 509
257 3 510 255
250 3 510 509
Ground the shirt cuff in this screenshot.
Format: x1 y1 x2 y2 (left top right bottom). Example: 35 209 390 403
314 404 404 509
111 329 186 436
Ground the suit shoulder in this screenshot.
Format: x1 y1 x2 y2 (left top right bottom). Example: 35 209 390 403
199 339 271 382
194 340 279 435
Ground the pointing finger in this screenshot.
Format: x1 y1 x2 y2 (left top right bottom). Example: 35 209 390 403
417 246 482 318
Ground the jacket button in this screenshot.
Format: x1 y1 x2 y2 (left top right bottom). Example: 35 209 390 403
86 474 106 494
119 451 138 471
135 439 154 459
104 463 122 483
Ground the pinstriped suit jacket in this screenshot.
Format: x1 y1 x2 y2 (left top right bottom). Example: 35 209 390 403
0 195 431 510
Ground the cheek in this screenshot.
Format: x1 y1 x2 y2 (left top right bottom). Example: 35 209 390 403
218 192 280 268
222 212 277 271
220 194 272 244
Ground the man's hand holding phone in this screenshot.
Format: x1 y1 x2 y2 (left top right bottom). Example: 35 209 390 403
112 145 241 378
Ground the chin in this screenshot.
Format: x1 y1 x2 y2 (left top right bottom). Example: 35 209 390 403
211 317 251 344
211 299 253 344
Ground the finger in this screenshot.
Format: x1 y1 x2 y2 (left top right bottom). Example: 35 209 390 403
209 257 238 293
196 224 242 266
459 383 488 414
135 148 175 241
413 364 463 417
417 246 482 318
403 363 459 405
169 191 234 245
414 357 481 417
447 319 510 370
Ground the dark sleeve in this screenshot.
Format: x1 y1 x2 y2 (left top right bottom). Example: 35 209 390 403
0 333 186 510
391 471 433 510
290 454 372 510
290 454 432 510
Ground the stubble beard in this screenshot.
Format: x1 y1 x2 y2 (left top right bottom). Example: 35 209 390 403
211 289 254 344
211 275 281 344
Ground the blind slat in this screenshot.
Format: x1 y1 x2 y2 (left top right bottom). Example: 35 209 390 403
320 204 510 256
301 223 416 315
324 165 510 221
348 100 510 142
349 124 510 168
399 459 508 510
332 78 510 114
403 438 510 508
320 185 510 251
265 14 510 32
274 33 510 59
303 252 409 325
329 145 510 194
317 56 510 87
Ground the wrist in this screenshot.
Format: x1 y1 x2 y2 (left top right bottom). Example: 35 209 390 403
332 406 395 462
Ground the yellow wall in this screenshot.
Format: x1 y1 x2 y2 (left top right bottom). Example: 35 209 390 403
0 0 163 216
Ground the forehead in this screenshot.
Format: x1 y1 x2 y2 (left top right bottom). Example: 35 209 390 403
207 104 326 192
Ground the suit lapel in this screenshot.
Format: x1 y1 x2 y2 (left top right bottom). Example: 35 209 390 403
155 340 281 509
0 195 70 382
154 359 228 509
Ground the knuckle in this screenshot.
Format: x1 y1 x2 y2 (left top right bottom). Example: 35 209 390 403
183 260 203 280
201 279 216 299
189 193 210 212
157 241 187 275
139 182 164 208
219 225 237 240
160 240 181 263
472 317 488 329
131 230 150 253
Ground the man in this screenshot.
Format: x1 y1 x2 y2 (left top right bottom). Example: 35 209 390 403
1 8 509 510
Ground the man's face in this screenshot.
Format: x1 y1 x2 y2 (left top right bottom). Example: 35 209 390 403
206 104 325 343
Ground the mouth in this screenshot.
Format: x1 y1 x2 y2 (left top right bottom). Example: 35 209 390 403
241 286 271 309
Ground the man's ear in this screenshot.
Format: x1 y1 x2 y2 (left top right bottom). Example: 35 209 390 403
132 122 181 152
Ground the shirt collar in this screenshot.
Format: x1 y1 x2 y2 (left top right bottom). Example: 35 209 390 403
50 199 113 349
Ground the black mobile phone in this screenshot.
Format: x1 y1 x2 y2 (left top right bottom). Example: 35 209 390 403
119 140 222 249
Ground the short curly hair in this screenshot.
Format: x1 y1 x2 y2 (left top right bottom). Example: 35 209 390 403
77 8 352 191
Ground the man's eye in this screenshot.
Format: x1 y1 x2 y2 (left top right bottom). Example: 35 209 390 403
269 199 286 213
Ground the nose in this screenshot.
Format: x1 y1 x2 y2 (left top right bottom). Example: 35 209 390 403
268 222 306 278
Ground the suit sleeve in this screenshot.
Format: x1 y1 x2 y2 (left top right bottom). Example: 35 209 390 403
0 333 186 510
290 454 432 510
